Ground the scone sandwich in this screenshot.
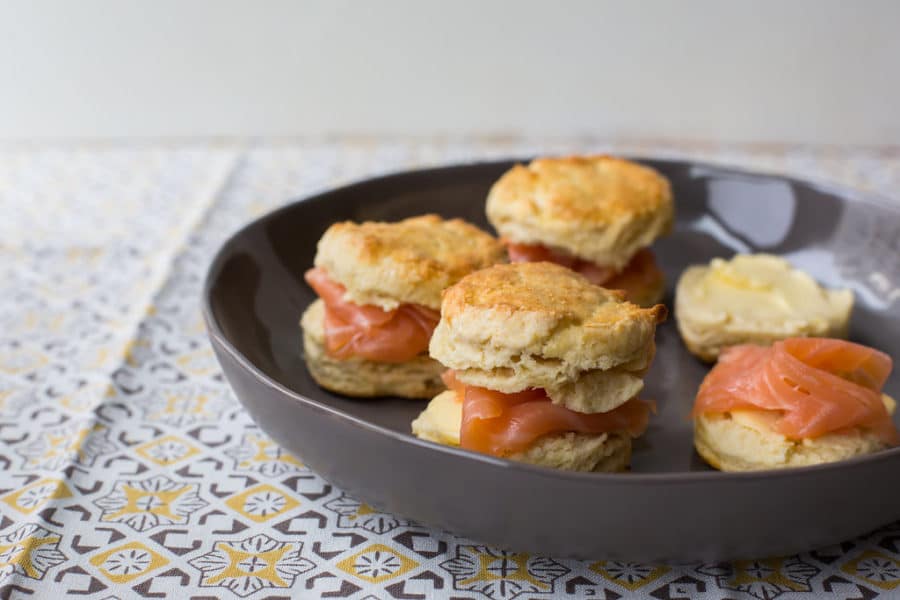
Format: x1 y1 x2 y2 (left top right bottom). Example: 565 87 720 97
412 262 666 472
676 254 853 361
486 155 673 307
693 337 897 471
302 214 505 398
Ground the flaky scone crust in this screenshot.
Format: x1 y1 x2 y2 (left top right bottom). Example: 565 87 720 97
429 262 666 407
315 214 506 311
486 155 673 269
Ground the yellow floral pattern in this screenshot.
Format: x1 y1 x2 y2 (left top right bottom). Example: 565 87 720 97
337 543 418 584
225 484 300 523
89 541 169 584
1 478 72 515
134 435 202 466
93 475 208 532
0 524 66 581
842 550 900 591
189 534 314 597
225 433 305 477
441 545 568 599
591 561 671 591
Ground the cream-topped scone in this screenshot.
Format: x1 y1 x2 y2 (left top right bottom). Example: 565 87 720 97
486 155 673 306
413 262 666 471
675 254 853 361
302 214 506 398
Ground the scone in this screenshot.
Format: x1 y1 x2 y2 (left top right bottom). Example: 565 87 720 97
675 254 854 361
692 337 898 471
485 155 673 306
412 262 666 471
301 214 506 398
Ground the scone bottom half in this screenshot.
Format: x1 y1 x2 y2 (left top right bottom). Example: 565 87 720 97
694 404 896 472
411 387 636 473
301 300 444 399
413 262 665 472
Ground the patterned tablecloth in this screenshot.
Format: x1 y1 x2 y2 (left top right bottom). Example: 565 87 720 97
1 139 899 600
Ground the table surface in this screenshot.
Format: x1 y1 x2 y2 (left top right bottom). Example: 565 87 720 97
1 139 899 599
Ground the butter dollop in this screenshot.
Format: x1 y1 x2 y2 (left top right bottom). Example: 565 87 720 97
411 390 462 446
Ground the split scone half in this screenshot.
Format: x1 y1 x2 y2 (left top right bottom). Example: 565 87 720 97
692 337 898 471
486 155 673 307
301 214 506 398
412 262 666 471
675 254 853 361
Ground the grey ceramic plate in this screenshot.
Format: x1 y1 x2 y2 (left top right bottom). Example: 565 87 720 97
203 158 900 561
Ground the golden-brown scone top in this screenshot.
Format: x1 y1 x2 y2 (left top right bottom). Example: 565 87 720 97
486 155 673 269
314 214 506 311
430 262 666 393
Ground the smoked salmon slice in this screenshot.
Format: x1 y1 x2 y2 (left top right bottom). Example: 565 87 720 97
693 338 898 444
505 241 662 301
506 241 616 284
602 249 663 301
443 371 652 456
305 267 440 363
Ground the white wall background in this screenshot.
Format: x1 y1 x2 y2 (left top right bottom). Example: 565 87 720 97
2 0 899 145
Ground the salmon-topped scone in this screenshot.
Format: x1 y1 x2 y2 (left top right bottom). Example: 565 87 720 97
412 262 666 471
301 215 506 398
693 337 898 471
486 156 673 307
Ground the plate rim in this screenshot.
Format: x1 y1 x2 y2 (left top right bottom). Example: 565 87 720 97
202 155 900 484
